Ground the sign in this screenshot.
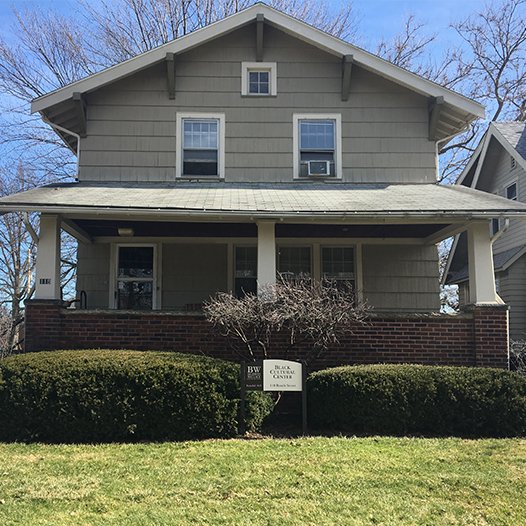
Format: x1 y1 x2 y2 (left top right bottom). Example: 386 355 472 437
243 361 263 391
239 359 307 435
263 359 303 392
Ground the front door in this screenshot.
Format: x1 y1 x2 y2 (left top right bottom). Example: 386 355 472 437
115 245 156 309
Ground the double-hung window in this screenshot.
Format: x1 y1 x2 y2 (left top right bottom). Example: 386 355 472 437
277 246 312 281
176 113 225 178
293 114 342 178
321 246 355 291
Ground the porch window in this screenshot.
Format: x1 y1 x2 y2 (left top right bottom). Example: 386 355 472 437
277 246 311 280
116 246 155 310
235 246 257 297
321 246 355 291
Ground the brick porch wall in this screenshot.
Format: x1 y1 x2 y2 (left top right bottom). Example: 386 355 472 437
23 301 510 369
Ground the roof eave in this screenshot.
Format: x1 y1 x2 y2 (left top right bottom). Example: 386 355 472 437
30 3 485 121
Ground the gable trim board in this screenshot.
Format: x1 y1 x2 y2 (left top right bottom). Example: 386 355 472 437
458 123 526 188
31 3 484 126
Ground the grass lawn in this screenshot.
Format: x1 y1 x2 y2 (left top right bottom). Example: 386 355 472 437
0 437 525 526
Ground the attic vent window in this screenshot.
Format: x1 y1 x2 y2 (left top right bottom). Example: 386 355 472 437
241 62 277 96
511 157 517 170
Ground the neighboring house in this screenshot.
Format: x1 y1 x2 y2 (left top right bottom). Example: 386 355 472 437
445 122 526 341
1 3 525 368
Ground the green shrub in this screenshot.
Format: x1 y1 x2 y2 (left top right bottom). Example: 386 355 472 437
308 365 526 437
0 350 273 442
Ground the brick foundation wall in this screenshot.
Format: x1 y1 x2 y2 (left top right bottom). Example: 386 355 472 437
24 301 510 369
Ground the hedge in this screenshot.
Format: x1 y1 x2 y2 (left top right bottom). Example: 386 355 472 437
0 350 273 442
308 364 526 437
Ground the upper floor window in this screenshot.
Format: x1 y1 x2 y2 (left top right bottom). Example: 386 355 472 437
293 114 342 179
176 113 225 178
506 181 518 200
241 62 277 96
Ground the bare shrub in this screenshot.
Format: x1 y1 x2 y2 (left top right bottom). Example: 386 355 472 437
510 340 526 375
203 277 370 365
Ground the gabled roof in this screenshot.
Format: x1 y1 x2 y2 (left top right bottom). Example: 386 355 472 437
32 3 484 135
457 121 526 188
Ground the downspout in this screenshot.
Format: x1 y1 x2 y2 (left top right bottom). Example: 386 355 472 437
491 218 510 305
22 212 39 244
42 117 81 178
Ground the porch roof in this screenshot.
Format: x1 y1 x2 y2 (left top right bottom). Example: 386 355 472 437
1 182 526 220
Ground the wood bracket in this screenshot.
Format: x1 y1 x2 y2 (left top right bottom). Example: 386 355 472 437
61 218 93 245
256 14 264 62
166 52 176 99
72 92 87 138
428 96 445 141
341 55 353 102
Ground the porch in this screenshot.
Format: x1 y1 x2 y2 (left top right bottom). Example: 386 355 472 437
1 181 524 367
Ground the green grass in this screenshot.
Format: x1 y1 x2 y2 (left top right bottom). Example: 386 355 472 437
0 438 525 525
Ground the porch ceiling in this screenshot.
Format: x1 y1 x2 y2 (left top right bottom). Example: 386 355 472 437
71 219 450 239
1 181 526 220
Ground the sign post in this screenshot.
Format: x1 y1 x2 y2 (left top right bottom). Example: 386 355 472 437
240 359 307 435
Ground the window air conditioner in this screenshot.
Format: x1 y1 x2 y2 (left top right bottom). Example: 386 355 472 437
307 160 331 176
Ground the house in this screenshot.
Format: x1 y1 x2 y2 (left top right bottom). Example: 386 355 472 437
1 3 525 368
445 122 526 341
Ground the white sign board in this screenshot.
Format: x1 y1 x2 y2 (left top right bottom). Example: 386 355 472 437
263 359 303 392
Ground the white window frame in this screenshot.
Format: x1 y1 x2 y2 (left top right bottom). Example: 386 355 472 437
176 113 225 179
505 180 518 201
293 113 342 179
241 62 277 96
109 243 160 310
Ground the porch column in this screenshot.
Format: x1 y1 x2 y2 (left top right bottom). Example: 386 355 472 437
256 220 276 295
35 214 61 300
467 221 497 304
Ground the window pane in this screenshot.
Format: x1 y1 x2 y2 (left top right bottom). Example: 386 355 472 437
278 247 311 279
300 120 335 150
322 247 354 280
507 183 517 200
249 82 259 93
118 247 153 278
117 281 153 310
249 71 259 83
259 82 269 94
248 69 271 94
183 119 218 149
259 71 269 83
235 246 257 297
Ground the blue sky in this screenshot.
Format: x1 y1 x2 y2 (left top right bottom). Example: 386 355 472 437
0 0 483 52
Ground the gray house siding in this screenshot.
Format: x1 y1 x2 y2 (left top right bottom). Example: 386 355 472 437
497 257 526 340
161 243 228 309
80 24 436 184
362 244 440 312
76 242 440 313
76 243 111 309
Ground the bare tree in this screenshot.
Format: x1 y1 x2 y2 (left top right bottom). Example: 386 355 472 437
0 163 39 354
204 278 369 365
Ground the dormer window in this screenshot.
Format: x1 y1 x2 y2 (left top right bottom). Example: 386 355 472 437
293 114 342 179
241 62 277 96
176 113 225 178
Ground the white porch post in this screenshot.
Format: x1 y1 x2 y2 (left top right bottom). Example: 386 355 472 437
256 221 276 295
467 221 497 304
35 214 61 300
